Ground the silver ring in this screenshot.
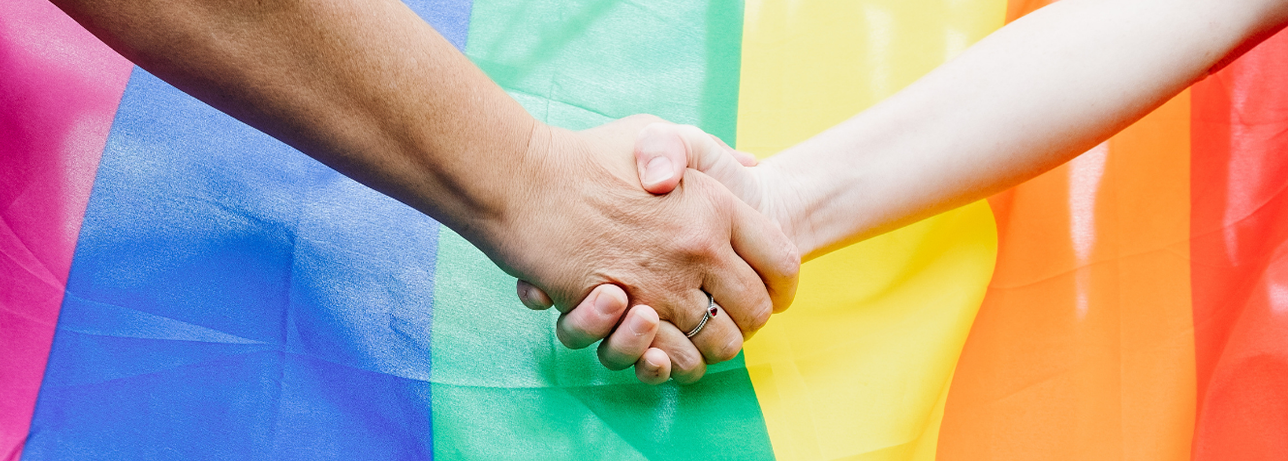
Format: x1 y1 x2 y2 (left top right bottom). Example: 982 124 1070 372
685 292 718 338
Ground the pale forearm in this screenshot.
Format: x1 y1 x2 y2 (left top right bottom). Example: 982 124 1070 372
53 0 541 241
770 0 1288 259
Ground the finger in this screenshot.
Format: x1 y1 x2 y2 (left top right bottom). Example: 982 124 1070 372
729 198 800 313
636 124 763 203
652 320 707 384
555 284 629 349
730 149 759 167
707 133 758 167
597 305 659 370
516 280 554 310
670 125 763 203
676 290 745 365
635 123 689 194
635 348 671 385
701 247 775 337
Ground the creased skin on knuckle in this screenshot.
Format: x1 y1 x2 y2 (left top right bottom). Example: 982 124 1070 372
779 242 802 279
673 231 721 262
749 300 772 333
547 142 728 331
670 346 703 373
714 335 743 363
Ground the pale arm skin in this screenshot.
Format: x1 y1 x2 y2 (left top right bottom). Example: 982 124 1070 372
535 0 1288 383
52 0 801 382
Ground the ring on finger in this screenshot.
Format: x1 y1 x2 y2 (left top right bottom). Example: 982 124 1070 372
685 292 719 338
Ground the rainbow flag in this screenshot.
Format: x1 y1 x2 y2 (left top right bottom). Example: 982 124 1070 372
3 0 1286 459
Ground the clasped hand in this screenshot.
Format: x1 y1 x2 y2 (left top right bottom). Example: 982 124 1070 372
503 116 801 385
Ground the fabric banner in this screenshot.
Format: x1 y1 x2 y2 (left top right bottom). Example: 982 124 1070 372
3 0 1287 459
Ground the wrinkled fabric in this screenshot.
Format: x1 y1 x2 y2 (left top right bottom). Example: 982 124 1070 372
735 1 1003 460
1190 31 1288 461
0 2 132 459
6 0 1288 459
19 1 469 459
938 9 1288 461
431 1 773 459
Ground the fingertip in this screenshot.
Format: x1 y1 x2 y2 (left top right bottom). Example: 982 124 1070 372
593 284 629 318
771 244 801 314
635 348 671 385
556 284 630 349
630 304 660 332
727 198 802 315
555 312 588 350
636 123 686 194
597 305 660 371
516 280 554 310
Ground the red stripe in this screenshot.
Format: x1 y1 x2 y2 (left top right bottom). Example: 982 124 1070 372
1189 29 1288 461
0 1 132 458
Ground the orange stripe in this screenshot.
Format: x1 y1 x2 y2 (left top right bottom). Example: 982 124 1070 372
936 90 1196 459
1004 0 1053 23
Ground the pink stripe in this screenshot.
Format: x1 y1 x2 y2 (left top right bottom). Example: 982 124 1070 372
0 1 132 458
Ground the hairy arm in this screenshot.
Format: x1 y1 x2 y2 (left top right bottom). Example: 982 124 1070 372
55 0 801 378
54 0 537 245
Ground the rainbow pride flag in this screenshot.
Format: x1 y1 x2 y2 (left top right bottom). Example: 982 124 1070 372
3 0 1286 459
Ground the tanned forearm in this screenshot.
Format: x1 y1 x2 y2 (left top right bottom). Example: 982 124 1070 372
54 0 805 376
53 0 542 243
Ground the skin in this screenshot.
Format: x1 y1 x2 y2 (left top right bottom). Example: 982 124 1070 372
529 0 1288 382
51 0 801 377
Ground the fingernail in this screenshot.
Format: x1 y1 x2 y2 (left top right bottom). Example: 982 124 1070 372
595 291 617 316
626 312 651 336
644 156 673 185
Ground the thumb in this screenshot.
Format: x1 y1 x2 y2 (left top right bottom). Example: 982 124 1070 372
635 123 762 204
635 123 691 194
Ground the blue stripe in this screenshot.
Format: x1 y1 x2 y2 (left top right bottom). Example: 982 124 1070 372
24 2 471 459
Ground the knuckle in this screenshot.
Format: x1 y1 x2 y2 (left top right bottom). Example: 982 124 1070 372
675 231 720 259
779 244 802 279
712 334 743 363
635 363 663 384
670 346 703 373
748 300 772 333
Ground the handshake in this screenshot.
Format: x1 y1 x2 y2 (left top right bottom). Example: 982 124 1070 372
59 0 1288 388
483 115 807 386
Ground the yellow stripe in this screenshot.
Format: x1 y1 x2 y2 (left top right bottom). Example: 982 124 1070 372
736 2 1005 459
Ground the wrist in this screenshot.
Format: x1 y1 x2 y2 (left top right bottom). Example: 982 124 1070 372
461 121 582 280
413 111 551 254
753 158 819 259
760 143 877 261
462 118 552 233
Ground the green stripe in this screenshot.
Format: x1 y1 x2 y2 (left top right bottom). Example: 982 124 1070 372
429 1 773 459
